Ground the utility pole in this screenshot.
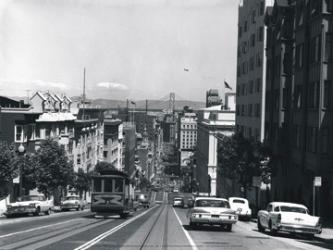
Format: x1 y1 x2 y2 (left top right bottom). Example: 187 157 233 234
82 68 86 120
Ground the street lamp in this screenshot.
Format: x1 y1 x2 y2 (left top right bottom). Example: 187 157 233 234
18 144 25 198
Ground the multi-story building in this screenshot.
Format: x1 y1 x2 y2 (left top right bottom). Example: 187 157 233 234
123 122 136 178
265 0 333 219
236 0 274 141
195 94 236 196
206 89 222 108
103 118 123 170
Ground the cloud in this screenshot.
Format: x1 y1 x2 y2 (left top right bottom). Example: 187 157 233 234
97 82 128 91
0 78 69 89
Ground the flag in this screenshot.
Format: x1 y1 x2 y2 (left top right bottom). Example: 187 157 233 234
131 101 136 105
184 68 189 72
224 80 232 90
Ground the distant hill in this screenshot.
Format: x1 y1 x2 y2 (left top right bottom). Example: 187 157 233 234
91 99 205 110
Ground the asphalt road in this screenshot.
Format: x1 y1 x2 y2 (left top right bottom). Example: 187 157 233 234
0 192 332 250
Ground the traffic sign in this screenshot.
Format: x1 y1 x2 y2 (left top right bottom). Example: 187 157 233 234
314 176 322 187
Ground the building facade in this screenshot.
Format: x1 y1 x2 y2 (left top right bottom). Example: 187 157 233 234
195 94 236 196
236 0 274 141
265 0 333 219
103 118 123 170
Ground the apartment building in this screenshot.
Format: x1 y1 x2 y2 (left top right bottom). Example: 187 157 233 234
265 0 333 219
236 0 274 141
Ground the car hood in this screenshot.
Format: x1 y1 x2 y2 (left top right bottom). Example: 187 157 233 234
62 200 78 205
281 212 319 226
191 207 235 215
8 201 40 207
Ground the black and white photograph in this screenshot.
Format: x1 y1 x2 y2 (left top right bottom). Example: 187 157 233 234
0 0 333 249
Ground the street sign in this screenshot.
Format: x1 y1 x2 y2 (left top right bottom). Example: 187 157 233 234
314 176 322 187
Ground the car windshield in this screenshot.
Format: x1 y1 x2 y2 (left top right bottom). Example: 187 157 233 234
195 199 230 208
20 196 44 201
65 197 78 200
280 206 307 214
232 199 245 204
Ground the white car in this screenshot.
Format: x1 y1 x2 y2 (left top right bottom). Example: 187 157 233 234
187 197 238 231
5 195 53 217
229 197 252 220
257 202 322 237
60 195 86 211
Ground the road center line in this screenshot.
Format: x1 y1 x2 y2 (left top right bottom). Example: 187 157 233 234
0 218 82 238
172 207 198 250
73 205 159 250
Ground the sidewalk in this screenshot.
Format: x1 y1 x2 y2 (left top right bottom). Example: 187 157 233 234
250 218 333 241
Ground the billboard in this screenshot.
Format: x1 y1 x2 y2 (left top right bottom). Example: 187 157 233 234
180 151 194 167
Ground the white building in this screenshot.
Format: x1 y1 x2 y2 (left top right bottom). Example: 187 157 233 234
196 93 236 196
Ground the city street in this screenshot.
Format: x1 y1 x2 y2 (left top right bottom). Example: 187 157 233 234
0 192 332 250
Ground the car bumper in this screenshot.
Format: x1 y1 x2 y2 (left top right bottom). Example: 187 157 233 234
277 223 322 235
5 207 38 215
61 204 80 210
190 214 238 225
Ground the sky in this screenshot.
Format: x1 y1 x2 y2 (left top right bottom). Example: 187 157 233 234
0 0 239 101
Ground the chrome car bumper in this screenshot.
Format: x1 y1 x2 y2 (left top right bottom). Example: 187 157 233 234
61 204 80 210
5 207 38 215
277 223 322 235
190 213 238 224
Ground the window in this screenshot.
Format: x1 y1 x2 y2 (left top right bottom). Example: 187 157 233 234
295 125 302 148
256 53 262 67
242 84 246 95
325 33 333 61
267 204 273 212
248 104 253 116
250 33 255 47
255 103 261 117
294 85 302 109
307 127 318 153
239 26 242 38
256 78 261 92
258 26 264 42
244 21 248 32
103 151 107 158
282 87 288 109
93 178 102 192
249 57 255 71
321 128 329 154
260 1 265 16
310 36 321 63
252 10 256 23
323 80 331 109
249 81 254 94
295 43 304 69
104 178 113 192
77 154 81 165
274 206 280 212
324 0 333 12
15 125 24 142
236 85 240 96
308 82 319 108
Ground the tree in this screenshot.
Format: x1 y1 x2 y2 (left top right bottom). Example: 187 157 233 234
73 168 91 199
218 133 270 197
16 153 39 192
94 161 117 173
0 143 16 197
34 140 74 199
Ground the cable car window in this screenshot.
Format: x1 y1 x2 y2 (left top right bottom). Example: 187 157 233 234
93 178 102 192
104 178 113 192
114 178 123 192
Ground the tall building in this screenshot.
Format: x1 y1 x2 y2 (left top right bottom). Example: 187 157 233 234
236 0 274 141
123 122 136 178
103 118 123 170
206 89 222 108
265 0 333 219
195 94 236 196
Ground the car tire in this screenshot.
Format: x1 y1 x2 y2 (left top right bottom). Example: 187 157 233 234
76 206 80 211
120 213 128 219
225 224 232 232
269 220 277 235
257 218 264 232
45 208 51 215
34 207 41 216
189 221 196 229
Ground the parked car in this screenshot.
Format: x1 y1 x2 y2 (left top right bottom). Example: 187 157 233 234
60 195 86 211
229 197 252 220
187 197 238 231
186 197 195 208
137 193 150 208
173 197 185 208
5 195 53 217
257 202 322 237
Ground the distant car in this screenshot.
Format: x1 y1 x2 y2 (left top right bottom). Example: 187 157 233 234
173 197 185 208
173 188 179 193
186 197 195 208
137 193 150 208
60 195 86 211
229 197 252 220
187 197 238 231
5 195 53 217
257 202 322 237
